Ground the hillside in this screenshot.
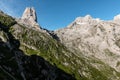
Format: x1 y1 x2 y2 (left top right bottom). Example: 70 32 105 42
0 8 120 80
0 11 75 80
55 15 120 79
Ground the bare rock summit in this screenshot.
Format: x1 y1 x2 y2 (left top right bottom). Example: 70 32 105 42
17 7 40 30
22 7 37 22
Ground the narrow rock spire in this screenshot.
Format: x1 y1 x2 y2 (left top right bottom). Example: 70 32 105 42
22 7 37 22
17 7 40 30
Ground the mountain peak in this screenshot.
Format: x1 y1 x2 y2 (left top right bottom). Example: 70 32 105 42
22 7 37 22
70 15 100 27
75 15 92 21
16 7 40 30
84 15 92 19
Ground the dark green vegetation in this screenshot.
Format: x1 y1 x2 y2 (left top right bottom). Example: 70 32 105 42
0 13 75 80
0 11 16 27
0 11 120 80
0 37 75 80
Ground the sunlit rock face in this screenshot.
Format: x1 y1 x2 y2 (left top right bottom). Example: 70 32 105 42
17 7 40 30
22 7 37 23
55 15 120 72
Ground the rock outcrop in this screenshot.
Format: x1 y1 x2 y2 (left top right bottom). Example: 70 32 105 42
22 7 37 22
17 7 40 30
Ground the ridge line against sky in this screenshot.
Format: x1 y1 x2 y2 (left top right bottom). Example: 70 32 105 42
0 0 120 30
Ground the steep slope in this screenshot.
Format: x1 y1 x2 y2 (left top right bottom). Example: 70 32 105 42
0 11 75 80
56 15 120 79
1 9 120 80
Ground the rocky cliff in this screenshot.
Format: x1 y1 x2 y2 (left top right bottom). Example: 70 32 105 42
0 10 75 80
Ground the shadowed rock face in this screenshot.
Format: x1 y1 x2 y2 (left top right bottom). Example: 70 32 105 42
0 22 76 80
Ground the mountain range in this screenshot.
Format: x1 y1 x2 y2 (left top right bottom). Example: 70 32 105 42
1 7 120 80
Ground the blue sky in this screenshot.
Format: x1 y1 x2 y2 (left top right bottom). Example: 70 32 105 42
0 0 120 30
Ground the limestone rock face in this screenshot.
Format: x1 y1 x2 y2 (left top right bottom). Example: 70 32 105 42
17 7 40 30
55 15 120 73
22 7 37 22
67 15 100 28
